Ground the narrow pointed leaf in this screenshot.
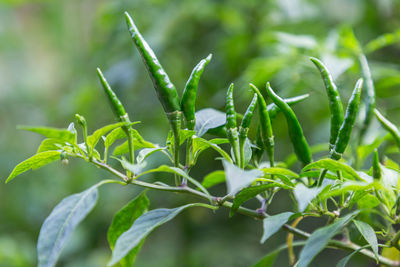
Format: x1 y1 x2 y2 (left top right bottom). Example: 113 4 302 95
108 203 211 266
260 212 293 244
37 185 100 267
297 211 359 267
18 125 76 144
302 158 364 181
353 220 379 260
6 151 61 183
107 191 150 267
201 170 225 189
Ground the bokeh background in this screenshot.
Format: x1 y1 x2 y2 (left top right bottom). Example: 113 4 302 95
1 0 400 266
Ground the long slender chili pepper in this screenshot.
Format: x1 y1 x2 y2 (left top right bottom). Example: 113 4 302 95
372 149 381 179
265 82 312 166
238 94 257 168
125 12 181 182
181 54 212 130
268 94 310 120
125 12 180 114
374 109 400 149
249 83 274 167
330 78 363 160
225 83 240 166
358 54 376 144
310 57 344 150
97 68 135 167
181 54 212 171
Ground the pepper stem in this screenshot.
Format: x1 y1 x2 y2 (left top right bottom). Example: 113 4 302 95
168 111 182 185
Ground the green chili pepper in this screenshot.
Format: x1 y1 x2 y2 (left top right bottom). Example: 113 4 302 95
125 12 182 181
225 83 237 129
181 54 212 130
225 83 240 165
268 94 310 120
310 57 344 150
125 12 180 114
330 78 363 160
265 82 312 166
97 68 135 167
97 68 129 121
374 109 400 149
240 94 257 131
372 149 381 179
238 93 257 168
250 83 274 167
358 54 376 144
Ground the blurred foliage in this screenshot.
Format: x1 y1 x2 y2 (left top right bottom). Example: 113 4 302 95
1 0 400 266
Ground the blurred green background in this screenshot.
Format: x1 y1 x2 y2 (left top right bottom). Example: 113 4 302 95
1 0 400 266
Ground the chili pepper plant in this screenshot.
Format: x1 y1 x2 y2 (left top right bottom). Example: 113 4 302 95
6 11 400 267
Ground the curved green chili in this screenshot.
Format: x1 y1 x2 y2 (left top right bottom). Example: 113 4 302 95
249 83 274 167
331 78 363 160
238 93 257 168
358 54 376 144
125 12 182 181
372 149 381 179
97 68 136 168
97 68 128 121
265 82 312 166
310 57 344 150
225 83 240 165
240 93 258 130
125 12 180 114
181 54 212 130
268 94 310 120
374 109 400 149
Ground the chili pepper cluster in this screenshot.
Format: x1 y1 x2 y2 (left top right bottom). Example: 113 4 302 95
98 11 370 186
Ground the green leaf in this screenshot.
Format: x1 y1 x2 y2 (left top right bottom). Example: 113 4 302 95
6 151 61 183
356 194 380 210
297 211 359 267
261 167 299 178
105 128 127 148
293 183 325 212
223 160 263 196
201 170 225 189
137 165 211 200
37 184 100 267
302 159 365 181
195 108 226 137
117 158 147 175
365 29 400 54
107 191 150 267
336 245 370 267
136 147 166 164
192 137 232 164
37 138 65 153
260 212 293 244
179 129 196 145
113 132 157 156
252 241 307 267
353 220 379 260
87 122 135 148
18 125 76 144
230 183 289 217
108 203 213 266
